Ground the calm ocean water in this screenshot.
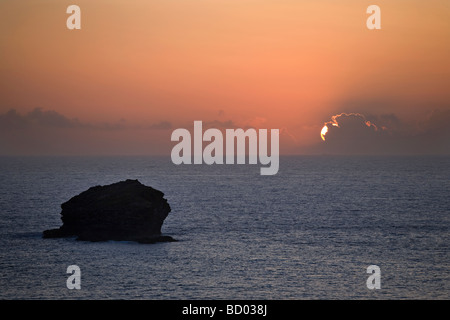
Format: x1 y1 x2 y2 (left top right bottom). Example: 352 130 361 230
0 155 449 299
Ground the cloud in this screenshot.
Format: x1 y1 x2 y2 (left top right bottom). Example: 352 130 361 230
202 117 269 130
203 119 238 129
314 110 450 155
0 108 174 155
317 112 394 154
27 108 85 128
365 113 401 130
2 108 450 156
0 108 172 131
413 109 450 154
0 108 83 129
147 121 172 130
321 112 385 140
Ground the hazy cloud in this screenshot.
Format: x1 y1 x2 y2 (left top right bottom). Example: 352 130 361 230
0 108 84 129
147 121 172 130
413 109 450 154
365 113 401 130
27 108 85 128
2 108 450 156
0 108 173 155
202 119 238 129
0 108 172 131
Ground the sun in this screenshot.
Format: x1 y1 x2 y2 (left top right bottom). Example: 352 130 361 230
320 125 328 141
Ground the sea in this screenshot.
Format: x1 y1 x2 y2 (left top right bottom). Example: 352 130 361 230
0 155 449 300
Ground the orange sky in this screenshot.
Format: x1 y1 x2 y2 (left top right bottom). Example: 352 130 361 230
1 0 450 155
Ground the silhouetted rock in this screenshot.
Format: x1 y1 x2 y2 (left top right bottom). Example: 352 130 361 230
43 179 176 243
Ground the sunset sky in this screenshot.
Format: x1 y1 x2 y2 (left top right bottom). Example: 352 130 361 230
1 0 450 155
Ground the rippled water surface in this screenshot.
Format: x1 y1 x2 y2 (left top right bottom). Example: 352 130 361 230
0 156 449 299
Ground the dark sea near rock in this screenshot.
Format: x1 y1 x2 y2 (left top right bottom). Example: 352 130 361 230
43 179 176 243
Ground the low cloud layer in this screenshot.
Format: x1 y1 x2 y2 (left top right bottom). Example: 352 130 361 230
1 108 450 156
0 108 173 155
0 108 84 129
0 108 172 131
